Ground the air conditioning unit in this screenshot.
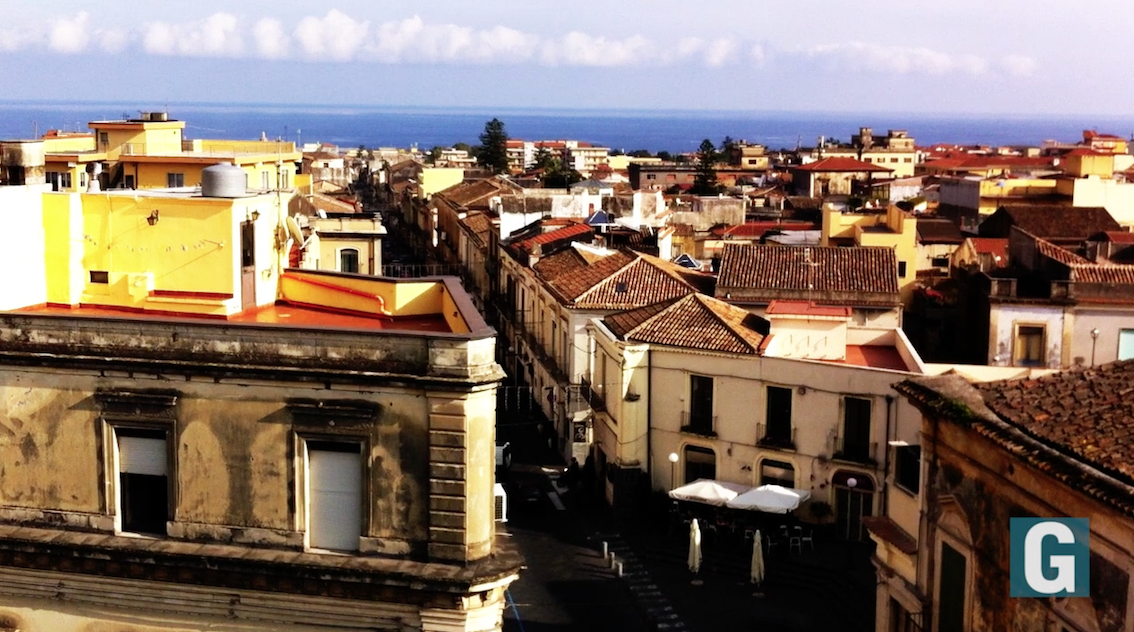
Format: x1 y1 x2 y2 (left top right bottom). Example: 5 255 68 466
494 483 508 523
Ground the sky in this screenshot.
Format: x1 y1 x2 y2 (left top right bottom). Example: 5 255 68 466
1 1 1132 115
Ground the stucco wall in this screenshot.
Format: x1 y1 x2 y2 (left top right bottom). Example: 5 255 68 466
988 304 1064 368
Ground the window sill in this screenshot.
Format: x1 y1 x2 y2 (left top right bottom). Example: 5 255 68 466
757 438 796 451
680 425 717 438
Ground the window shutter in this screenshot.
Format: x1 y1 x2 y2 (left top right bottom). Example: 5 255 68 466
119 436 167 476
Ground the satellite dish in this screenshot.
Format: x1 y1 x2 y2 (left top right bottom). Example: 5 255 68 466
286 216 304 245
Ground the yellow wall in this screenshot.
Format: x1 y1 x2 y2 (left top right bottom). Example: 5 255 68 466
421 168 465 198
92 122 185 160
43 136 96 153
823 205 917 300
42 193 85 306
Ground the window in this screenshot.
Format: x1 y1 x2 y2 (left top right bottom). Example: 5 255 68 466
167 172 184 188
281 169 290 189
890 157 899 163
938 543 967 632
261 171 270 190
646 174 657 180
307 441 363 551
898 261 907 277
124 175 135 189
684 445 716 483
838 397 873 462
894 445 921 494
116 428 169 535
1014 325 1045 367
1119 329 1134 360
903 158 913 163
339 248 360 274
98 132 109 147
931 256 950 268
761 386 793 448
760 459 794 487
89 270 109 284
685 375 714 435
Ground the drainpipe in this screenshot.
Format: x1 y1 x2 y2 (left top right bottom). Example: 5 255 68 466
646 348 653 493
922 407 941 630
882 394 894 516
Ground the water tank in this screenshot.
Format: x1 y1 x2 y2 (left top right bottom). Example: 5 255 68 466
201 163 247 198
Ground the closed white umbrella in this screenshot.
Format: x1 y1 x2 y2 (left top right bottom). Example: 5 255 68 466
687 518 702 574
751 530 766 585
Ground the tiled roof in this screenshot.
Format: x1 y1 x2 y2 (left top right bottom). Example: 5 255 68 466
992 205 1120 240
535 247 712 310
1033 234 1134 283
976 361 1134 485
765 301 851 317
603 293 769 355
459 212 494 250
916 219 965 244
716 244 899 296
513 223 593 254
1092 231 1134 244
968 237 1009 257
896 370 1134 519
439 177 518 208
792 157 892 173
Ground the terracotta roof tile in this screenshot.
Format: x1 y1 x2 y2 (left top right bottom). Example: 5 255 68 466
976 361 1134 485
716 244 899 303
459 212 494 250
513 223 593 254
534 247 712 309
603 294 769 355
916 219 965 244
988 205 1120 241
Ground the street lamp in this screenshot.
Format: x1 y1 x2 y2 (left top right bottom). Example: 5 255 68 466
1091 328 1101 366
669 452 679 489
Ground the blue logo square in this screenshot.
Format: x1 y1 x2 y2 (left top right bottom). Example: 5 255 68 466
1010 518 1089 597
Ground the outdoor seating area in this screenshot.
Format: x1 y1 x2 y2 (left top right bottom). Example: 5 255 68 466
667 478 820 560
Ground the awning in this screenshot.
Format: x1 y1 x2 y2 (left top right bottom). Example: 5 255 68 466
726 484 812 514
668 478 752 506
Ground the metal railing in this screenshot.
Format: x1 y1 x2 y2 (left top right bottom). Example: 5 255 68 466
832 437 877 464
380 263 465 278
756 424 796 450
680 411 717 437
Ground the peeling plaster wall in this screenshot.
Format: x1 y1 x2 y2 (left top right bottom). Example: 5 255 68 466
0 370 434 548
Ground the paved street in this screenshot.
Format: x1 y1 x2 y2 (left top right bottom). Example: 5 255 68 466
498 453 876 632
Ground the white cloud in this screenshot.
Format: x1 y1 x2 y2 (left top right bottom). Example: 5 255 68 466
1000 54 1038 77
670 37 739 67
294 9 370 62
541 32 652 67
702 39 738 67
802 41 988 75
750 43 766 67
49 12 90 54
0 25 42 52
253 18 289 59
144 12 243 57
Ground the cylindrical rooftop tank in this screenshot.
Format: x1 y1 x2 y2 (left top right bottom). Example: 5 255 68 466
201 163 247 198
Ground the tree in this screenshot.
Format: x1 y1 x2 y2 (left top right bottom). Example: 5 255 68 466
533 145 556 172
691 138 721 195
628 149 653 158
477 118 510 174
656 150 674 162
427 146 443 165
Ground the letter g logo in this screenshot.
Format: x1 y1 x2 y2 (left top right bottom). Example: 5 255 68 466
1010 518 1089 597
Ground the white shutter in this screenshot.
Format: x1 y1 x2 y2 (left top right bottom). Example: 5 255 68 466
1119 330 1134 361
119 436 167 476
309 447 362 551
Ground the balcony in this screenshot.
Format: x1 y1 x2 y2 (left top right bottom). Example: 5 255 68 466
756 424 796 450
680 411 717 438
580 379 605 412
832 437 877 464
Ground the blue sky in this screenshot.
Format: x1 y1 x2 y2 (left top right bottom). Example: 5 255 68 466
1 1 1131 114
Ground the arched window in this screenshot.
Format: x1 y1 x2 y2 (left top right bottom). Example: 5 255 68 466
683 445 716 483
339 248 360 274
759 459 795 487
832 470 874 541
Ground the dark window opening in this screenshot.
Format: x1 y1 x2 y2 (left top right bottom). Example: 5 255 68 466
685 375 714 435
838 397 873 462
167 172 184 188
340 248 360 274
241 221 255 268
684 445 716 483
89 270 109 284
761 386 794 448
117 427 169 535
894 445 921 494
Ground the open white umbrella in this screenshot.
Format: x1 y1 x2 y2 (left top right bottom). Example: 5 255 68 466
687 518 702 574
726 484 812 514
750 530 766 585
669 478 751 506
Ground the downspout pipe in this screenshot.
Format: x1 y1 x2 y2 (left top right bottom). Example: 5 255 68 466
883 394 894 515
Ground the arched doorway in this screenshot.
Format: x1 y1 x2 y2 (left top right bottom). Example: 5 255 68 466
832 470 874 541
683 445 716 484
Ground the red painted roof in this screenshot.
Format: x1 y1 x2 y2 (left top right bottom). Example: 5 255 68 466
793 157 892 173
514 223 592 253
765 301 852 317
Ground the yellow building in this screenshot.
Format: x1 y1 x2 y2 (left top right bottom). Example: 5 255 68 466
0 164 520 631
50 113 304 192
821 204 918 301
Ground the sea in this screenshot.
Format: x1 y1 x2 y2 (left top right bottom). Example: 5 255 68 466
3 100 1134 154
